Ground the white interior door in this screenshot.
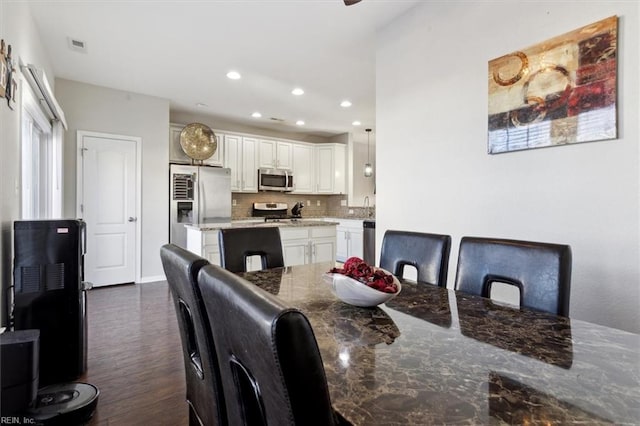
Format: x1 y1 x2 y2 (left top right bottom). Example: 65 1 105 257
78 131 140 287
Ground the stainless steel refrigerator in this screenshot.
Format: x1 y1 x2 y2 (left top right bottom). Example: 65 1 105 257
169 165 232 248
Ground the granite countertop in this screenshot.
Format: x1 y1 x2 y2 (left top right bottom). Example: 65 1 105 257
237 262 640 425
324 217 374 222
186 219 338 231
233 215 374 221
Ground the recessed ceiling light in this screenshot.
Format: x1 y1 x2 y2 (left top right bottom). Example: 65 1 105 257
296 120 305 126
226 71 241 80
251 112 262 118
340 100 352 108
291 88 304 96
352 121 361 126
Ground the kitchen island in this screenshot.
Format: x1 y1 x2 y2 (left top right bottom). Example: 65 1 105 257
185 220 338 268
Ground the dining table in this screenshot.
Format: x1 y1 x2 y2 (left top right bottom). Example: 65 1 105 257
236 262 640 425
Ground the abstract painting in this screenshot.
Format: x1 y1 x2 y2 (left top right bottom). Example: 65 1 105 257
488 16 617 154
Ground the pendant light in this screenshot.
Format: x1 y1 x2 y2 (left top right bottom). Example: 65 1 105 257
364 128 373 177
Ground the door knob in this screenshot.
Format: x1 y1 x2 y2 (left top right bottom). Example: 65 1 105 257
128 217 137 222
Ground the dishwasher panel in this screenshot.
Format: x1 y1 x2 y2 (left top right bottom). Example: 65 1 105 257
363 220 376 265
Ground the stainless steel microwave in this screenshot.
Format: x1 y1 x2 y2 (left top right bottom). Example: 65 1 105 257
258 168 294 192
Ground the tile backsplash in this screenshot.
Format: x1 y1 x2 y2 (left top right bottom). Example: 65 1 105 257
232 193 375 219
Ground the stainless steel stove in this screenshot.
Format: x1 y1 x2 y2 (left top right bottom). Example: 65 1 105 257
252 203 288 221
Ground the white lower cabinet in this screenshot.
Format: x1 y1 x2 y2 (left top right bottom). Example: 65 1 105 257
187 228 221 266
282 239 309 266
334 219 364 262
279 226 337 266
203 244 221 266
312 237 337 264
186 228 262 270
186 225 337 269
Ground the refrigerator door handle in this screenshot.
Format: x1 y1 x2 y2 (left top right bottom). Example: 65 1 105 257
194 171 200 224
81 221 87 255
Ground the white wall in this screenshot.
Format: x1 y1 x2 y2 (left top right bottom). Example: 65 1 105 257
348 132 376 207
0 1 55 325
55 79 170 282
377 2 639 333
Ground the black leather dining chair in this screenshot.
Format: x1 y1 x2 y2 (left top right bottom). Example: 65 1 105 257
218 227 284 273
160 244 227 426
379 230 452 287
454 236 572 316
198 263 342 426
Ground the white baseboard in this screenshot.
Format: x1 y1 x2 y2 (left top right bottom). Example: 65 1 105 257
138 274 166 284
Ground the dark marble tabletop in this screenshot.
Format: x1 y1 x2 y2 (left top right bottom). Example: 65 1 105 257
237 262 640 425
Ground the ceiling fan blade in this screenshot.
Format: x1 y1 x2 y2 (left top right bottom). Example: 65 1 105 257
344 0 362 5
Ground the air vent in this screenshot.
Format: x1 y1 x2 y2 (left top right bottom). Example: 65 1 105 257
269 117 285 122
67 37 87 53
18 266 41 293
45 263 65 290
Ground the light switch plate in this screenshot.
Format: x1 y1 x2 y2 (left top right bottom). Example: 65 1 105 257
316 200 321 206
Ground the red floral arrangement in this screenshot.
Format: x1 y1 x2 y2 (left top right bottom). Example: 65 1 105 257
329 257 398 294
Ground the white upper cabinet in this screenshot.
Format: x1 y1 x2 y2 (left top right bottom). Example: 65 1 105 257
315 143 346 194
291 143 314 194
171 123 347 195
242 137 258 192
224 134 257 193
276 141 293 169
169 123 224 167
258 139 293 170
258 139 276 168
224 134 241 192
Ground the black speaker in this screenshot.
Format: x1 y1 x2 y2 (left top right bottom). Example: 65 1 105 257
13 220 88 387
0 329 40 416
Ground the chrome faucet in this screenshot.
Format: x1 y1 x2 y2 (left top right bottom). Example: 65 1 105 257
363 196 371 218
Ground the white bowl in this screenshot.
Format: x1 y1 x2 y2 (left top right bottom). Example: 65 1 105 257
323 270 401 307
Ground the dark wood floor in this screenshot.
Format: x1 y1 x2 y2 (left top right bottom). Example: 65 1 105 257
81 281 188 425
